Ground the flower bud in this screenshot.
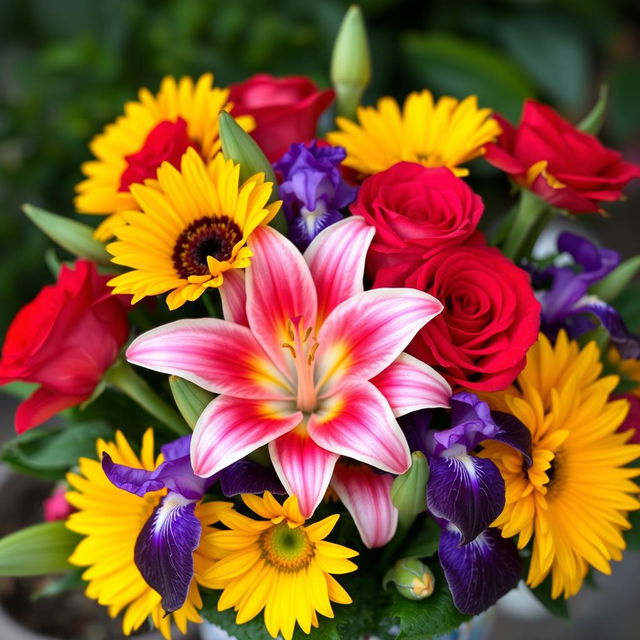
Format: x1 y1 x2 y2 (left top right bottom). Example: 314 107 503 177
331 5 371 120
384 558 435 600
23 204 112 266
391 451 429 527
218 111 285 233
169 376 214 429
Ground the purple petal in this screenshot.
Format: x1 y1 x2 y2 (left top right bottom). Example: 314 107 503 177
102 453 208 501
400 410 433 456
439 524 522 615
427 454 505 543
557 232 619 284
218 459 285 496
135 493 201 614
490 411 532 468
160 435 191 461
575 299 640 359
428 393 498 455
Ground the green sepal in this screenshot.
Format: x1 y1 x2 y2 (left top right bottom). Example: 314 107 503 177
391 451 429 528
578 85 608 136
590 254 640 303
0 522 81 576
169 376 214 429
218 112 286 234
23 204 111 265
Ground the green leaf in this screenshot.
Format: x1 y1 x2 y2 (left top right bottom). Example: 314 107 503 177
201 594 273 640
389 566 470 639
401 517 440 559
578 85 608 135
0 420 114 478
0 522 81 576
591 255 640 303
401 32 535 122
22 204 112 265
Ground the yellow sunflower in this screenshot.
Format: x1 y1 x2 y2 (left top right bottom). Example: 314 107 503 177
326 90 501 178
65 428 222 639
203 492 357 640
106 148 280 310
75 73 253 240
479 331 640 599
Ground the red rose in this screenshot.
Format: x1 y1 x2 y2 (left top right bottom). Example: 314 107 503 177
0 261 130 432
229 73 334 162
351 162 483 277
485 100 640 213
373 235 540 391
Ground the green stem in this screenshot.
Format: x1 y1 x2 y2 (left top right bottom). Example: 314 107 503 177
378 518 412 570
335 83 365 122
501 189 552 263
104 360 189 436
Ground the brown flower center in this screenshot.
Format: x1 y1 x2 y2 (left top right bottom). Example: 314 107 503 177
172 216 242 278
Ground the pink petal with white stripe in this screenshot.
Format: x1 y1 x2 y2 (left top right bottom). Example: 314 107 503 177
304 216 375 326
308 379 411 474
314 288 443 392
246 225 317 375
127 319 293 400
191 395 303 478
331 462 398 548
219 269 248 326
269 427 338 517
372 352 452 417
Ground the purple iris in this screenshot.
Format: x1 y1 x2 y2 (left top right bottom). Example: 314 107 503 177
402 392 531 614
273 141 356 251
535 232 640 358
102 435 283 614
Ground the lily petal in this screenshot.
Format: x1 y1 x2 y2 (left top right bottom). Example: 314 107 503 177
245 225 318 375
191 395 303 478
269 427 338 517
315 288 442 391
438 524 522 616
331 462 398 548
134 493 201 614
371 353 451 417
127 318 293 400
427 454 505 544
304 216 375 326
219 269 248 326
308 379 411 474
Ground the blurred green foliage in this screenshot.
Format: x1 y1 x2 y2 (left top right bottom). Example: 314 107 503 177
1 0 640 337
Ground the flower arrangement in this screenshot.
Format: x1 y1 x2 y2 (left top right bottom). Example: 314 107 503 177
1 5 640 640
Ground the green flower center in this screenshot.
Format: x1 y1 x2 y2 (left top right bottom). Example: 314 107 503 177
259 522 315 572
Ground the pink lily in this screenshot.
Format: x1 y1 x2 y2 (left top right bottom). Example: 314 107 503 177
331 462 398 548
126 216 449 516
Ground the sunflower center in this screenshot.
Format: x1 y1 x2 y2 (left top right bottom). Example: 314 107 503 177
119 117 198 192
258 522 315 572
172 216 242 278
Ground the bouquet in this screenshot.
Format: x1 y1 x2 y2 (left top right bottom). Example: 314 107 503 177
1 6 640 640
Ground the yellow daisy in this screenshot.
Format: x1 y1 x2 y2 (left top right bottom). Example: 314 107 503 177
479 331 640 599
106 147 280 310
65 428 222 639
327 90 501 178
204 492 357 640
75 73 253 240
